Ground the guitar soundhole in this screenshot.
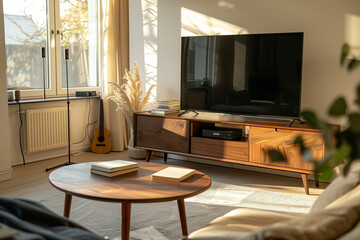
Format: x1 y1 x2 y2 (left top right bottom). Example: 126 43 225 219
98 136 105 142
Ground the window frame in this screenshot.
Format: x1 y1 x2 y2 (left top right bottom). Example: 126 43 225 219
5 0 100 99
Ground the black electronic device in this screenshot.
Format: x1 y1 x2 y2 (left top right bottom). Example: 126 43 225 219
201 128 242 140
75 91 97 97
181 32 304 119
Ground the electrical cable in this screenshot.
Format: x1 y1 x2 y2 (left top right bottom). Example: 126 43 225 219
87 98 96 143
18 103 26 165
73 98 97 144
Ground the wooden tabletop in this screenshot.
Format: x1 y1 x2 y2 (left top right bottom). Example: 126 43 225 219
49 162 211 203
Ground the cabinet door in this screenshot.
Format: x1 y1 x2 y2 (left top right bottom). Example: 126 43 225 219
136 115 190 153
191 137 249 161
249 127 324 171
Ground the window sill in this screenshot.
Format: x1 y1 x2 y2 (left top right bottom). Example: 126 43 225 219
8 96 100 105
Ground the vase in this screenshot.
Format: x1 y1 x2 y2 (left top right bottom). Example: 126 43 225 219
128 126 147 160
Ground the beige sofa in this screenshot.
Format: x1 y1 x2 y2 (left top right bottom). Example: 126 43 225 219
188 163 360 240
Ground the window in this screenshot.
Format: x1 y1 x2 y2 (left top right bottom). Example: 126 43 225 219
3 0 99 98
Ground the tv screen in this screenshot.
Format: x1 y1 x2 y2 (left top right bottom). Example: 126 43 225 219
180 32 304 119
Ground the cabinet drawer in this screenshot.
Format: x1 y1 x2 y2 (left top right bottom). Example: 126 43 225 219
191 137 249 161
249 127 324 171
136 115 190 153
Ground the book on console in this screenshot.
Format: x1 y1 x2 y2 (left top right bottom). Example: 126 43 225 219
151 167 195 182
91 167 138 177
157 100 180 105
91 160 138 172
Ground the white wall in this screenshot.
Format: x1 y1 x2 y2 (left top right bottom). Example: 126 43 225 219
0 0 12 180
130 0 360 125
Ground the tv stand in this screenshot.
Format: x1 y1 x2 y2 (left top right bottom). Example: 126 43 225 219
178 110 199 117
134 112 339 195
288 118 305 127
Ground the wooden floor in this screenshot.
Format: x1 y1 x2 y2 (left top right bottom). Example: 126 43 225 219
0 151 327 201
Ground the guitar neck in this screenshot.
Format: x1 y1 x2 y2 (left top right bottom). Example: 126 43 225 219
99 99 104 137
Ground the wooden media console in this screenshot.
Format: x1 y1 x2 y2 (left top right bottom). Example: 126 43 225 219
134 112 339 194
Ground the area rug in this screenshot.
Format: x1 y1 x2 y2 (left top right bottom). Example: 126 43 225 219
114 226 169 240
39 181 315 239
186 182 315 214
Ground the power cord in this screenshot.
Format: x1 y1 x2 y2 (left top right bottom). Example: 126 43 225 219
73 98 97 144
18 103 26 165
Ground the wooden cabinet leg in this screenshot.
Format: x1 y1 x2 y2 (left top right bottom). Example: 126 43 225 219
301 174 309 195
314 174 319 188
177 199 188 236
121 203 131 240
164 153 168 163
64 193 72 218
145 150 152 162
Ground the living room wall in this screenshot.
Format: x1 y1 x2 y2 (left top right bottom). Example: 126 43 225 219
129 0 360 125
0 0 12 180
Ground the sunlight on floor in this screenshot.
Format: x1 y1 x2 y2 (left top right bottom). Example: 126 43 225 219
186 181 315 214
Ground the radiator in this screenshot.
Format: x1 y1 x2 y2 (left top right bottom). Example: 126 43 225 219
25 107 68 153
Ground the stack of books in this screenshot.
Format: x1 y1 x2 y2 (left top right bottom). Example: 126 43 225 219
91 160 138 177
151 167 195 182
151 100 180 115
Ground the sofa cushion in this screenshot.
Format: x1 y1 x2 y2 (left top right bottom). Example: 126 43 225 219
337 219 360 240
253 203 360 240
187 208 293 240
310 161 360 213
325 184 360 210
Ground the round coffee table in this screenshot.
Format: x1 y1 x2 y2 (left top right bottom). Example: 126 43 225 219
49 162 211 240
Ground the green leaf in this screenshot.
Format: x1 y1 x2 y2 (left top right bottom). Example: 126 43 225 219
317 164 333 182
301 111 318 127
301 111 328 131
341 43 350 65
349 113 360 133
323 129 332 149
328 97 347 116
343 160 352 176
302 148 313 162
267 149 286 162
293 136 305 153
332 142 351 164
301 111 331 148
348 58 360 71
355 85 360 106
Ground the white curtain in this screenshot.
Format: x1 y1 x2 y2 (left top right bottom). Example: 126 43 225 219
100 0 130 151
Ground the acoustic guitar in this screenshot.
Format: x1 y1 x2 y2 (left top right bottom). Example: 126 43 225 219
91 99 111 153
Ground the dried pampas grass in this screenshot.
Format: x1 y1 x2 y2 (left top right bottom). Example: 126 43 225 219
108 62 155 125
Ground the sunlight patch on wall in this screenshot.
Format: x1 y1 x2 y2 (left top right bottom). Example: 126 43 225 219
142 0 157 104
345 14 360 57
218 0 235 9
181 7 248 36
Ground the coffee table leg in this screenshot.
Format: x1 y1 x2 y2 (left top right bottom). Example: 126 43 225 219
64 193 72 218
177 199 188 236
121 203 131 240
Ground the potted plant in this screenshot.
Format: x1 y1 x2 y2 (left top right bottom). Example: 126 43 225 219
269 43 360 181
108 62 155 159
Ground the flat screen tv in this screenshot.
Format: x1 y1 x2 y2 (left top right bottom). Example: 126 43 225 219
180 32 304 119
